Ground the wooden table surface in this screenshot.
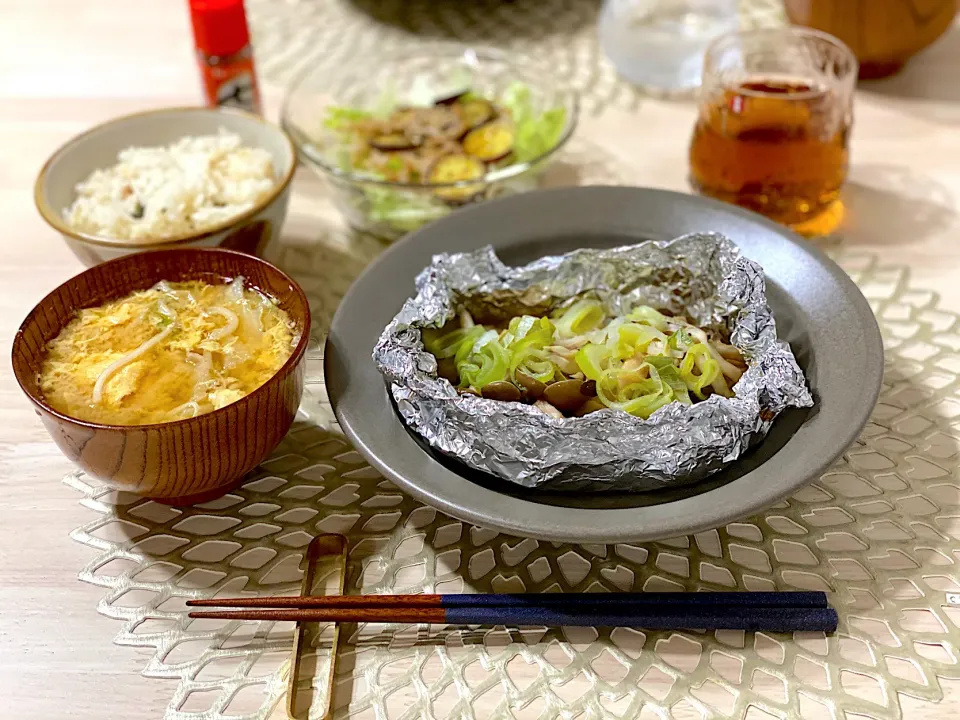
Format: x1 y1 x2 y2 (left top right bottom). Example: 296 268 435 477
2 2 960 718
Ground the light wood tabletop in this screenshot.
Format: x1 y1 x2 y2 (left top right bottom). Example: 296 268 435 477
2 2 959 718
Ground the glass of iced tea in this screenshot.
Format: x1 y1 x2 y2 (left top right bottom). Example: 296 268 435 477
689 28 857 230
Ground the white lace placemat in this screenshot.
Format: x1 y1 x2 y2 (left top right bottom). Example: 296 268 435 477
69 223 960 719
66 1 960 718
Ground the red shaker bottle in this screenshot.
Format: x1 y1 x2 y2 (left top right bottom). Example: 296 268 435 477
188 0 263 115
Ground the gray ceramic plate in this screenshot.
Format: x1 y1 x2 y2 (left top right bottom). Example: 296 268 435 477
326 187 883 543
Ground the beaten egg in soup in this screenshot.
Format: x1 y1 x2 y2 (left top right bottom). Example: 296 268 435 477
39 278 297 425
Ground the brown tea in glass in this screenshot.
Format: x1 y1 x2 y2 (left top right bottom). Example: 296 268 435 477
689 28 857 229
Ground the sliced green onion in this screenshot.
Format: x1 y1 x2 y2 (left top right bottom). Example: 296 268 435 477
422 326 485 359
574 343 612 382
647 355 692 405
453 328 490 366
510 345 555 384
422 301 742 414
507 315 554 346
554 300 606 338
458 330 509 389
679 343 721 399
596 363 674 419
667 327 694 352
596 369 623 408
626 305 670 331
614 323 667 360
618 391 673 418
503 316 556 384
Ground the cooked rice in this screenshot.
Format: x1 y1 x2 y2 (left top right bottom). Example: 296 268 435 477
64 130 277 242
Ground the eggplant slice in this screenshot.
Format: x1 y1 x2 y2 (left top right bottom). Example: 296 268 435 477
428 154 486 204
410 106 465 141
340 91 521 189
463 123 514 163
457 99 497 130
369 132 423 152
433 89 469 106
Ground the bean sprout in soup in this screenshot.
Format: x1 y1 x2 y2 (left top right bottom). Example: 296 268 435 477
39 277 297 425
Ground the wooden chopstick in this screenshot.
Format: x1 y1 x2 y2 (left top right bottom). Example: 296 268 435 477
186 592 836 632
187 591 827 610
187 604 838 632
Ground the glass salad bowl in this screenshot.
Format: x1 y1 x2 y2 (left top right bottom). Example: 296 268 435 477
281 45 579 241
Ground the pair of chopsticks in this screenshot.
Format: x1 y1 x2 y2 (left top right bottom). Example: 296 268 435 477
188 591 837 632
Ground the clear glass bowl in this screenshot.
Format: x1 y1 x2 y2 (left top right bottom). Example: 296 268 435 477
280 45 579 241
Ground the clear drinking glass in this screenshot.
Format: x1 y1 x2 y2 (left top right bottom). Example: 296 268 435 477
688 28 858 230
598 0 740 91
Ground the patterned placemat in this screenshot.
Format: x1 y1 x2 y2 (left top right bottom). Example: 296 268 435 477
69 221 960 719
65 1 960 718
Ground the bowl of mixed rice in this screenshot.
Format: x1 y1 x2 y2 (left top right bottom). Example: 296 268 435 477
34 107 296 265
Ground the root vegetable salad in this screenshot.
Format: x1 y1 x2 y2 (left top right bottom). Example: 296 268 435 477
422 300 747 420
322 82 567 232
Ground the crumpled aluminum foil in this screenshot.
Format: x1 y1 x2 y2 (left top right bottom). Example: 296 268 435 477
373 233 813 492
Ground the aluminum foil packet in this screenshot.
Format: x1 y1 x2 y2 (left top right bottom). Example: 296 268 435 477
373 233 813 492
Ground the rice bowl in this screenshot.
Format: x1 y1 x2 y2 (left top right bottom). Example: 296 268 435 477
65 130 278 242
35 107 296 265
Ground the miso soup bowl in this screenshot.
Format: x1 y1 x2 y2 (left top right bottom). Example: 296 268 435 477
11 248 311 505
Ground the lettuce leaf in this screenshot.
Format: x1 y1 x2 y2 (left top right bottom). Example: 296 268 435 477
362 187 451 232
499 82 567 164
323 106 373 131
